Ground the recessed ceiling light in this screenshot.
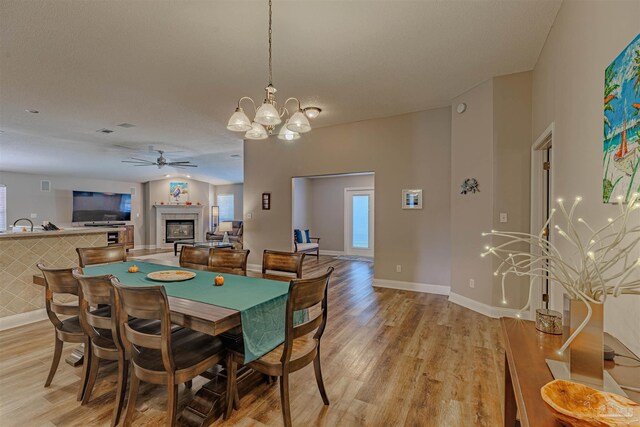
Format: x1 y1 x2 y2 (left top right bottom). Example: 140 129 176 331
186 175 191 178
25 109 39 114
165 174 171 177
230 154 241 158
116 123 136 128
303 107 321 119
96 128 114 134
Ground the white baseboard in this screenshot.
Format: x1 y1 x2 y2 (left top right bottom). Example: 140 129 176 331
247 263 262 272
373 278 450 296
448 292 530 319
0 309 48 331
320 250 345 256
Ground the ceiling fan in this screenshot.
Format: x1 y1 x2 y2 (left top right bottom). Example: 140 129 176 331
121 150 197 169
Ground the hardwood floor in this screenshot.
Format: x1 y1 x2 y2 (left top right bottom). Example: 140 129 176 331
0 256 504 426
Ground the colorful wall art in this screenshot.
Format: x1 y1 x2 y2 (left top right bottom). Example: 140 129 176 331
603 33 640 204
169 181 189 203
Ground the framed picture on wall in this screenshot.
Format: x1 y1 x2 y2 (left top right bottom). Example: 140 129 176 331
262 192 271 210
402 189 422 209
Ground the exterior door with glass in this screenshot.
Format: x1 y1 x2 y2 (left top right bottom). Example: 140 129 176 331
344 188 374 257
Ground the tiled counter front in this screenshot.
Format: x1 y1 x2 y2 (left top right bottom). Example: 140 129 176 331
0 233 107 318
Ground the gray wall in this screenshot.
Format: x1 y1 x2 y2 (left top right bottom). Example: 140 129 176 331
244 107 452 287
0 170 145 246
292 178 311 232
450 72 532 309
531 0 639 354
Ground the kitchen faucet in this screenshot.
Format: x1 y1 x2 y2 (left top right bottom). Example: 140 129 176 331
13 218 34 232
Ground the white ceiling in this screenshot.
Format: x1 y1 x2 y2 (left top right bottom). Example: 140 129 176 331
0 0 561 184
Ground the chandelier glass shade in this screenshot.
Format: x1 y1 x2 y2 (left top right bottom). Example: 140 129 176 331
278 119 300 140
226 108 252 132
245 122 268 140
226 0 320 140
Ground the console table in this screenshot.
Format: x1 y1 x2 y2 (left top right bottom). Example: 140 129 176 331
502 317 640 427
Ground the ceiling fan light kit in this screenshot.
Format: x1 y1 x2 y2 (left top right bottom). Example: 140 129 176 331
226 0 320 141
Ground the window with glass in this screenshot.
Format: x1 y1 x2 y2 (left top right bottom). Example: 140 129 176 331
217 194 234 222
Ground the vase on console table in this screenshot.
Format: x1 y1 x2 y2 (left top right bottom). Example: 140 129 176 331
564 295 604 387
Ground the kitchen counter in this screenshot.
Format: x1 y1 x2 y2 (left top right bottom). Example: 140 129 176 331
0 228 115 324
0 226 123 238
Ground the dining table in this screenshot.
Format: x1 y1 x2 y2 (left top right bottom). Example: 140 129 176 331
33 260 295 426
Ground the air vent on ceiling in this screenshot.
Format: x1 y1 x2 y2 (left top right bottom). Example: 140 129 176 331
117 123 135 128
96 128 114 134
230 154 241 158
40 180 51 192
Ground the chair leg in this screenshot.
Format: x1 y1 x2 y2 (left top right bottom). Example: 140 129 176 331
166 383 179 427
112 356 129 427
185 380 192 389
123 374 140 427
225 353 237 420
313 350 330 405
77 337 93 401
81 351 100 405
44 334 63 387
279 373 292 427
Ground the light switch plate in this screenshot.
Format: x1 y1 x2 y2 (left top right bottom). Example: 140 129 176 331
30 213 38 219
500 213 508 223
246 213 252 219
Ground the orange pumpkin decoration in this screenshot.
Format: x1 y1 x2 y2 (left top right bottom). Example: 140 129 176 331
214 275 224 286
128 265 139 273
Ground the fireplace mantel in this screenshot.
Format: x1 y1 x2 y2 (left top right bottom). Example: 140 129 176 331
154 205 206 249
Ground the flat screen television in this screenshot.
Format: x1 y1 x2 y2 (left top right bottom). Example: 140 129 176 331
72 191 132 222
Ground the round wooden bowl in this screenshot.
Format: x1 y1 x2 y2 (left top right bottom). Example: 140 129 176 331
541 379 640 427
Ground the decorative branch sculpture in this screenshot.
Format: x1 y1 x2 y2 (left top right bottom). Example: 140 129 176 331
482 193 640 355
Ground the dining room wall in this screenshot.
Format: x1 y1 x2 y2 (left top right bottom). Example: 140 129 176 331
244 107 452 290
530 0 640 354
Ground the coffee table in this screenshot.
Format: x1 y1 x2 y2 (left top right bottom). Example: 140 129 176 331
173 240 233 256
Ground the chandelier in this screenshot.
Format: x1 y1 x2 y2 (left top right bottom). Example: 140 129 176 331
226 0 321 141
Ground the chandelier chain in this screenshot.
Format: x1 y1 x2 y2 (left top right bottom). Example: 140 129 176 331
268 0 273 86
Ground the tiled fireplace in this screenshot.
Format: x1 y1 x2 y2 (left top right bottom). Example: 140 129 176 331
154 205 205 249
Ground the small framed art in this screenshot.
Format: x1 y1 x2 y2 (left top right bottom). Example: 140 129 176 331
402 189 422 209
262 192 271 210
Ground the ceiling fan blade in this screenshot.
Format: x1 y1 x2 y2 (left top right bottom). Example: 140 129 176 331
128 157 154 162
169 163 198 167
132 164 154 167
122 160 153 164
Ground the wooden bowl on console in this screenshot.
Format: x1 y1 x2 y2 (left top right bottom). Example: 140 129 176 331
541 379 640 426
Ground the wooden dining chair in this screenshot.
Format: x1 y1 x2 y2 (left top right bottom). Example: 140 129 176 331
77 244 127 268
225 267 334 427
262 250 305 278
208 248 250 275
112 278 227 427
179 245 210 271
73 271 162 427
37 263 85 392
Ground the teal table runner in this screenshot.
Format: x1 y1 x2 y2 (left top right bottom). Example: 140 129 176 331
84 261 294 363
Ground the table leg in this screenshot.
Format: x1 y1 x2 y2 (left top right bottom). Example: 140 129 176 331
65 344 84 367
174 242 178 256
504 353 517 427
179 364 266 426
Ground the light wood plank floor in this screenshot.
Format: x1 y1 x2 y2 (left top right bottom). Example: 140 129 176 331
0 255 505 426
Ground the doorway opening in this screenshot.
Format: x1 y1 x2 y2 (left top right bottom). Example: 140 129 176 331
531 123 554 316
291 172 374 262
